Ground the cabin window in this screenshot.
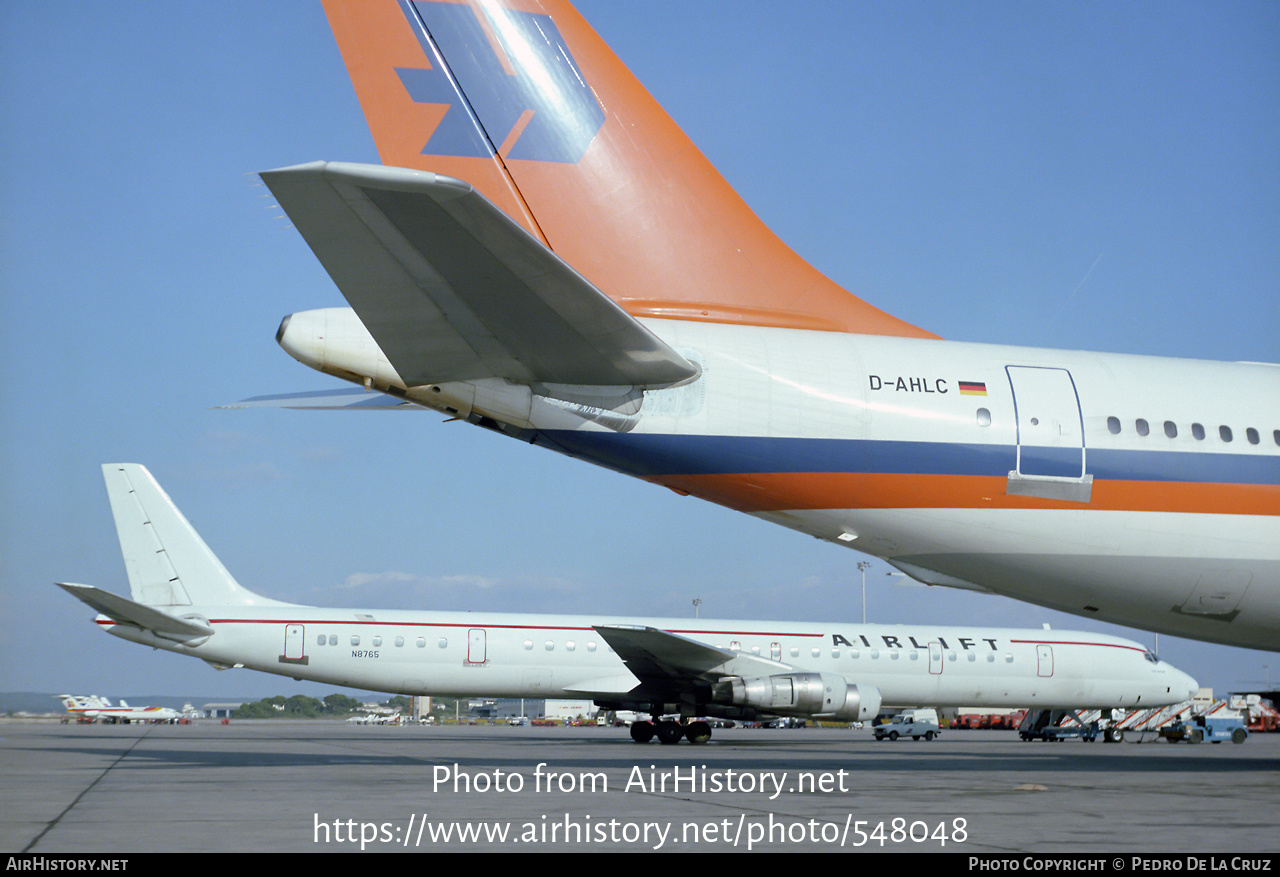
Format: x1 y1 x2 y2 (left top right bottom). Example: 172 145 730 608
544 640 554 651
416 637 425 648
909 650 919 660
566 641 576 651
1220 425 1233 442
1005 654 1014 663
889 650 900 660
987 653 996 663
869 649 879 660
967 653 976 662
394 636 404 647
316 635 326 646
523 640 533 650
976 408 991 427
810 647 820 658
1247 427 1260 445
330 635 338 646
730 641 740 652
1192 423 1205 440
750 646 761 656
437 638 447 649
1135 418 1150 436
851 649 861 660
1107 416 1121 434
1163 421 1177 439
790 647 800 658
831 648 840 659
587 641 597 652
350 636 360 646
372 636 382 647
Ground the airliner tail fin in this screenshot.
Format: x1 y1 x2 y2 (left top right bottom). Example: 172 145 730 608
320 0 936 338
100 464 288 607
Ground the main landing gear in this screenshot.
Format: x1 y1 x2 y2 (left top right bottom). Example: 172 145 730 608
630 718 713 745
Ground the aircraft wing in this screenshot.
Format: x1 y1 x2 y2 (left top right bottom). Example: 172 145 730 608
259 161 699 390
57 583 214 641
593 625 795 690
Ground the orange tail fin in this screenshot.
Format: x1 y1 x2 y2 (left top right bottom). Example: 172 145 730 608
322 0 934 337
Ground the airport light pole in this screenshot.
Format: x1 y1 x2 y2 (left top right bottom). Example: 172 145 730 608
692 598 702 619
856 561 870 624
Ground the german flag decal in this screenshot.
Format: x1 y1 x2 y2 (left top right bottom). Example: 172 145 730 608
958 381 988 396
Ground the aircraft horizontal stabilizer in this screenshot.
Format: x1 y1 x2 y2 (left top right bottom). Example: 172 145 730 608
57 582 214 641
222 389 421 410
594 625 792 685
260 161 699 390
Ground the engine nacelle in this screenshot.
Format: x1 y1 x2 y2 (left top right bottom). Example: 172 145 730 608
713 672 881 722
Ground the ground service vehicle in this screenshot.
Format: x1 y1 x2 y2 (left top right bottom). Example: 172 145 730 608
874 708 941 741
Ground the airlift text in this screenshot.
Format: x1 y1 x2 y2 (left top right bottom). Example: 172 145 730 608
833 633 1000 650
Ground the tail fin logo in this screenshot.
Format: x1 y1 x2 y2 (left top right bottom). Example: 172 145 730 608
397 1 604 163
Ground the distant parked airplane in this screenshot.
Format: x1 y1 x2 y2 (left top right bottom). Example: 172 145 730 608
58 694 179 724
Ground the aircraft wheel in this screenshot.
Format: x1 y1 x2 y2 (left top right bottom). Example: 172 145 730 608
656 721 685 745
630 721 655 743
685 721 712 745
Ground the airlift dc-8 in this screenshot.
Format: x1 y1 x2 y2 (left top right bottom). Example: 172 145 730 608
239 0 1278 652
59 465 1197 744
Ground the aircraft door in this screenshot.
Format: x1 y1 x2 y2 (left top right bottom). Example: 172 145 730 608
1036 644 1054 678
928 641 943 675
1005 366 1092 502
281 624 308 665
467 628 487 664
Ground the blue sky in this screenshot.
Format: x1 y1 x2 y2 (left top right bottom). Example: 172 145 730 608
2 2 1277 703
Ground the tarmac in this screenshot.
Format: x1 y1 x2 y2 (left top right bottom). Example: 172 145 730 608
2 719 1276 854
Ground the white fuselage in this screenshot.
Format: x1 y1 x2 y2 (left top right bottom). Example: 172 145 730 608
291 312 1279 651
98 606 1198 712
615 322 1280 651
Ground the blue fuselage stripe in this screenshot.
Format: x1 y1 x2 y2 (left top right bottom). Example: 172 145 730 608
533 431 1280 486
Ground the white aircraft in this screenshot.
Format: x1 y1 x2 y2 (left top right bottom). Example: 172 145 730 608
58 464 1197 745
347 712 399 725
58 694 179 724
241 0 1278 651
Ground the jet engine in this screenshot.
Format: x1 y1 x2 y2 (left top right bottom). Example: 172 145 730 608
712 672 881 722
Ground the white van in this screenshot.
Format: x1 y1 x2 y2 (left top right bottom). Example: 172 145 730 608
873 708 941 741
